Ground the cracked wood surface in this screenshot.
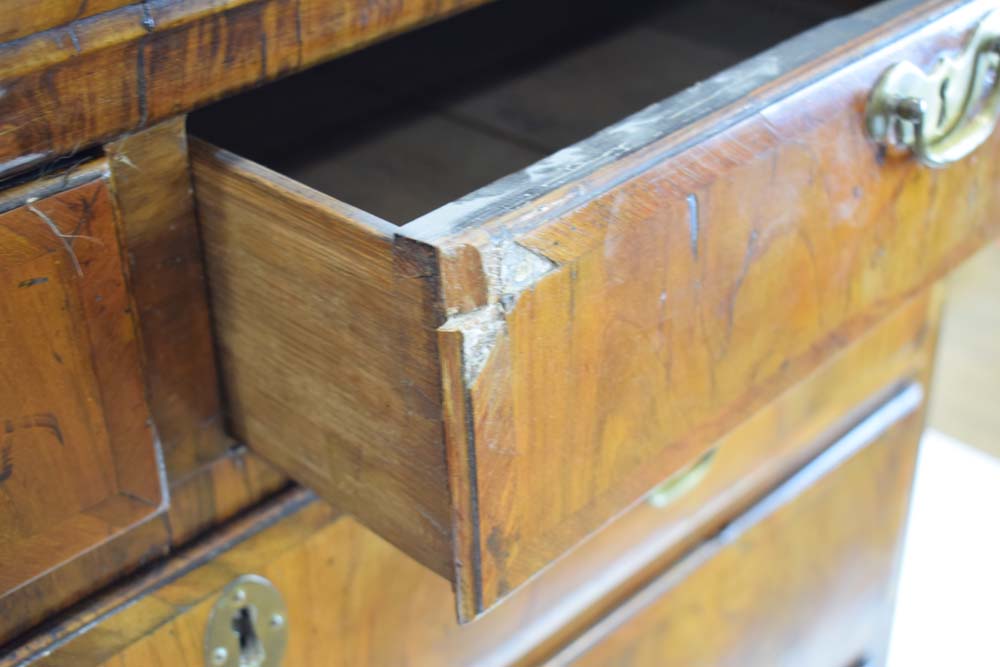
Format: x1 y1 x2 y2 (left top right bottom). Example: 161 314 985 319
0 0 490 178
0 165 168 644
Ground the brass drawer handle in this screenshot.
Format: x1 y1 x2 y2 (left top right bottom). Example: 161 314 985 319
647 447 717 509
866 8 1000 167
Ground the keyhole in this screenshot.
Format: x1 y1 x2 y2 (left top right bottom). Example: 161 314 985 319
231 606 266 667
938 79 950 127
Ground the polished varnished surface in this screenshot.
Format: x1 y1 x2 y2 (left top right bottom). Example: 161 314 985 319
547 394 923 667
0 165 166 643
0 0 490 178
194 0 1000 619
0 122 289 649
0 0 134 43
105 120 288 548
1 348 926 666
430 0 1000 614
0 0 995 659
0 286 937 665
106 118 232 479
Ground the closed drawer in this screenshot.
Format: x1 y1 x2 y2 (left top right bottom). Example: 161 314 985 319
190 0 1000 620
0 162 167 641
546 384 924 667
7 337 925 667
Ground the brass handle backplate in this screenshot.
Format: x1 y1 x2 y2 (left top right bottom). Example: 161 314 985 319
866 8 1000 167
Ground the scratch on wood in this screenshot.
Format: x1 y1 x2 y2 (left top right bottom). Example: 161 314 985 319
67 26 82 54
17 277 49 288
725 229 760 348
27 202 83 276
136 47 149 127
686 193 699 259
140 1 156 31
5 413 66 446
414 504 450 539
25 201 99 277
0 446 11 483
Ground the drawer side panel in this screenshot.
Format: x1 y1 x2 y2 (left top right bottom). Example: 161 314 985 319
191 141 453 578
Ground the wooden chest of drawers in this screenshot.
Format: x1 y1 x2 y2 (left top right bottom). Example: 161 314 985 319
1 0 997 664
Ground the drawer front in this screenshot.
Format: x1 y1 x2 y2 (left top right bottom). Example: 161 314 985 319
194 0 996 620
0 164 167 642
546 386 924 667
4 288 934 667
6 351 925 667
428 0 1000 618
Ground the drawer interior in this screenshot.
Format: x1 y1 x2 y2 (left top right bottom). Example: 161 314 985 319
190 0 873 225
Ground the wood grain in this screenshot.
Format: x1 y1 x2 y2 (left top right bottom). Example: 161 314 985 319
0 164 167 644
106 120 289 546
0 0 134 43
191 140 453 579
0 0 490 178
163 446 288 547
426 0 1000 614
2 294 933 665
194 0 1000 621
0 456 290 660
106 118 232 478
547 390 924 667
0 488 323 667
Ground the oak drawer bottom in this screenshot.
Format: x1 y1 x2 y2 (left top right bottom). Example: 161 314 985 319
547 387 923 667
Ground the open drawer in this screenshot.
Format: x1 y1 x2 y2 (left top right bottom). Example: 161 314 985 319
190 0 1000 620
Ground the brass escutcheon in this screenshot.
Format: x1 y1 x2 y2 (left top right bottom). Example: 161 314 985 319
205 575 288 667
